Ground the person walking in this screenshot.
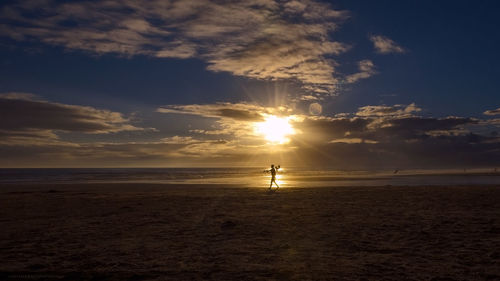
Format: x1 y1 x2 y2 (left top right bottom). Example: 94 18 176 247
267 164 280 190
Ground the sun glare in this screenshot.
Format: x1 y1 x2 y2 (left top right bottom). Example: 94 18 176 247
255 115 295 144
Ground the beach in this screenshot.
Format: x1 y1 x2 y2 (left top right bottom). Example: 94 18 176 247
1 183 499 280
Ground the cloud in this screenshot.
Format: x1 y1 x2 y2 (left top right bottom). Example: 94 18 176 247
0 0 351 95
300 95 319 101
0 128 75 147
369 116 477 141
289 107 498 168
2 99 499 168
297 115 475 144
158 102 296 139
157 102 276 121
0 93 144 146
161 136 197 144
0 133 276 167
293 104 479 145
292 136 500 169
294 116 370 142
484 107 500 116
0 92 38 100
481 119 500 125
0 93 142 133
370 35 405 54
345 59 377 83
157 102 487 152
356 103 421 117
329 138 378 144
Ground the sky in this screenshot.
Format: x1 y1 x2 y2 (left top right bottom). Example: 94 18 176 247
0 0 499 168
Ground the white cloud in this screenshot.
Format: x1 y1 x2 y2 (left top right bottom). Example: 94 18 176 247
345 60 377 83
0 0 351 95
370 35 405 54
356 103 421 117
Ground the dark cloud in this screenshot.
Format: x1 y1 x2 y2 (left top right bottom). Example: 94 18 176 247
294 117 370 141
0 94 142 133
290 111 477 144
288 106 499 168
292 138 500 169
0 93 145 149
292 114 477 145
157 102 277 121
484 107 500 116
217 109 264 121
370 117 476 141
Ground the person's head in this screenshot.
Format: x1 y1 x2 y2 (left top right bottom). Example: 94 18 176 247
271 164 274 168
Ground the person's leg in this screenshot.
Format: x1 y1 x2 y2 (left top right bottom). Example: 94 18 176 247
274 179 279 189
269 178 273 189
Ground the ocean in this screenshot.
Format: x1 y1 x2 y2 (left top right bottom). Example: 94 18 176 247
1 167 500 187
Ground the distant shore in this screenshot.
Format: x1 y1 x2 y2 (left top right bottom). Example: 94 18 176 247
1 183 499 280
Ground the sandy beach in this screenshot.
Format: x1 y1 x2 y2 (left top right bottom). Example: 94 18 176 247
1 184 499 280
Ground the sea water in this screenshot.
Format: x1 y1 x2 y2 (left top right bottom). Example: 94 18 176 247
1 168 500 187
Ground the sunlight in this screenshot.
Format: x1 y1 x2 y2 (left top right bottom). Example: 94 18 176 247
275 173 285 187
255 115 295 144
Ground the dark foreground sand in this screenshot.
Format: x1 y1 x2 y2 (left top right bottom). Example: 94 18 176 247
1 184 499 280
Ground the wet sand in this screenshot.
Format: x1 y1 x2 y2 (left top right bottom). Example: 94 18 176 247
1 183 499 280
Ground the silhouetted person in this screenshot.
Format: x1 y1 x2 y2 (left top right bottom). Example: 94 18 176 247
266 164 280 190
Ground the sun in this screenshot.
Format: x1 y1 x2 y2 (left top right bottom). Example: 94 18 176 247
255 115 295 144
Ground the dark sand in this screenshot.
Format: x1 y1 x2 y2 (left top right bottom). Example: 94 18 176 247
1 184 499 280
